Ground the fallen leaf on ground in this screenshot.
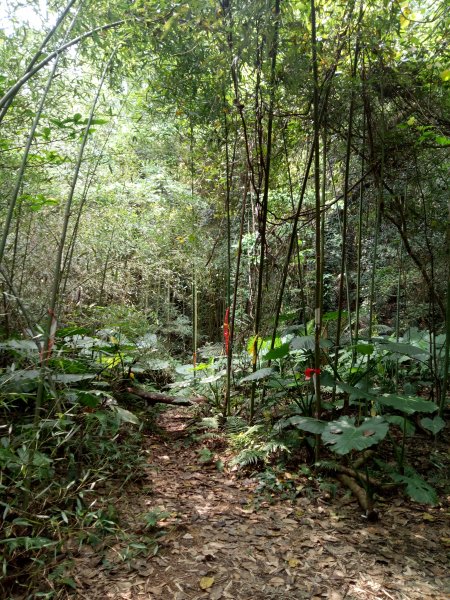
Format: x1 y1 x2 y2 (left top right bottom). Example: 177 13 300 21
199 576 215 590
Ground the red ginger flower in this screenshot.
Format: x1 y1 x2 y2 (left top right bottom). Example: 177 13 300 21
304 367 321 380
223 307 230 355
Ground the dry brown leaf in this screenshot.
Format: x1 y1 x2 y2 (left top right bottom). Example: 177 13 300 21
327 591 344 600
210 587 224 600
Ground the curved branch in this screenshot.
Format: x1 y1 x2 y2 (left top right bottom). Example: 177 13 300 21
0 20 124 113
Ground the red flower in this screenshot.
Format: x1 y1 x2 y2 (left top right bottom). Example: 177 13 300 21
223 307 230 355
304 367 321 380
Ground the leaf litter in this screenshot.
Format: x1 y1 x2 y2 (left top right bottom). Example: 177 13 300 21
67 407 449 600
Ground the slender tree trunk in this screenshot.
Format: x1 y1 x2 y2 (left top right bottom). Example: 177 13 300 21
440 206 449 416
224 175 249 418
98 227 116 306
61 97 129 301
334 9 362 351
354 110 365 347
311 0 322 457
35 51 116 413
249 0 280 422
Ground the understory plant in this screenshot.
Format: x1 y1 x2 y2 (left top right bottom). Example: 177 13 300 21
210 322 447 511
0 319 172 595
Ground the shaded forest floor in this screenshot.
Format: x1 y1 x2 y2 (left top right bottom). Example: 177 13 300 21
68 407 449 600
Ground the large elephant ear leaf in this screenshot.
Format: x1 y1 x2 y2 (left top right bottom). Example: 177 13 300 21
240 367 273 384
390 468 438 505
377 394 437 415
322 416 389 455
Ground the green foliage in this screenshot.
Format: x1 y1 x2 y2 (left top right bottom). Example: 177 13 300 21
143 509 170 530
240 368 274 384
420 416 446 435
277 415 326 435
197 447 214 464
230 448 266 468
322 417 389 455
0 1 448 593
378 462 438 505
377 394 438 415
0 327 150 593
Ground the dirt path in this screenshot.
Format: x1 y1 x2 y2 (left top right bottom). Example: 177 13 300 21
71 408 449 600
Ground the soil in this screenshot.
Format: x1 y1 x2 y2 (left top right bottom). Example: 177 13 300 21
68 407 450 600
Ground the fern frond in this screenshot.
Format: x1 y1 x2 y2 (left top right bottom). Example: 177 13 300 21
242 424 265 437
230 449 265 468
315 460 341 472
225 416 247 433
261 440 289 455
199 417 219 430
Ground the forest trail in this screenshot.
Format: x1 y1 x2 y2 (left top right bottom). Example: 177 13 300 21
70 408 449 600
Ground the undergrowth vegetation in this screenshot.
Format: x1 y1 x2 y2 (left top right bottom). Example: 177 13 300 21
0 314 173 597
0 0 449 597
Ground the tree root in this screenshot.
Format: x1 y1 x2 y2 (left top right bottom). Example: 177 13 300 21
336 473 379 521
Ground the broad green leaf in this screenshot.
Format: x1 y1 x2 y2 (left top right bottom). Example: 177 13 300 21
53 373 95 384
277 311 300 323
76 391 101 408
280 415 326 434
0 447 20 468
420 416 445 435
385 415 415 436
61 578 77 590
112 405 140 425
264 343 290 360
200 370 226 383
377 340 429 358
353 343 374 355
69 335 104 349
290 336 332 351
322 416 389 455
334 380 376 401
247 335 264 358
391 468 437 505
240 368 274 383
290 335 315 350
19 193 59 211
377 394 437 415
322 310 348 322
319 371 336 387
32 451 53 467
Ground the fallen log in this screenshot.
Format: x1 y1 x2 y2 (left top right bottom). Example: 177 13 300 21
125 386 205 406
